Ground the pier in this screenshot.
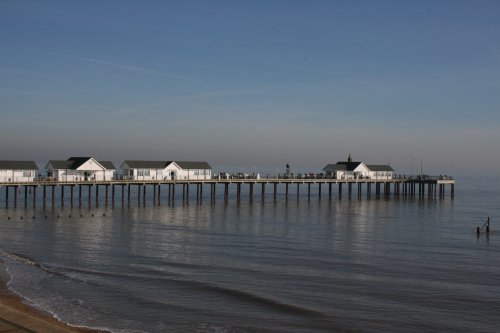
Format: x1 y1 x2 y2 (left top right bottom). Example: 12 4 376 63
0 177 455 209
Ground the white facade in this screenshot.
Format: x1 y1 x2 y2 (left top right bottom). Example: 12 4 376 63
121 161 212 181
47 158 115 181
0 161 38 182
167 162 212 180
0 169 37 182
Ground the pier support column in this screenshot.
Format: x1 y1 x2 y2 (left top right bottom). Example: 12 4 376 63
158 184 161 205
5 187 9 208
88 185 92 207
224 183 229 203
79 185 82 207
51 185 55 207
358 183 362 198
70 185 74 206
112 185 115 205
308 183 311 200
297 183 300 200
273 183 277 200
121 185 125 204
237 183 241 202
318 183 322 200
13 186 18 208
328 183 332 200
105 185 109 206
172 184 176 203
96 185 99 207
338 183 343 200
24 186 28 207
153 185 157 206
261 183 265 201
348 183 352 200
32 186 37 208
285 183 289 200
451 184 455 199
143 184 146 205
61 186 65 207
127 184 131 204
249 183 253 202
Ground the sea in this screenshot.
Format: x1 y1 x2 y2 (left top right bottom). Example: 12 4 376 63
0 177 499 333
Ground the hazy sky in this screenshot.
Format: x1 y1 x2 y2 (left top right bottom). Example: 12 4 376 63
1 1 499 175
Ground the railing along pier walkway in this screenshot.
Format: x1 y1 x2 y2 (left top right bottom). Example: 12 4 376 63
0 177 455 209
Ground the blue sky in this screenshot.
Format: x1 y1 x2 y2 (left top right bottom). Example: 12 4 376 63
1 1 499 175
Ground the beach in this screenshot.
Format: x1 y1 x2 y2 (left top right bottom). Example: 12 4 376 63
0 260 105 333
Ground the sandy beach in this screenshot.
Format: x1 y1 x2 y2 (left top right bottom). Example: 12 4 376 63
0 260 107 333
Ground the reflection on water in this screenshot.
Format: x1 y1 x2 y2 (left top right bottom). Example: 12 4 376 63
0 177 499 332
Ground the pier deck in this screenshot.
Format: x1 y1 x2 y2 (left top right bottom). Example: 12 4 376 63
0 177 455 208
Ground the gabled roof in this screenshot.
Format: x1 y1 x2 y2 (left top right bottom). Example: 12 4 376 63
173 161 212 169
367 165 394 172
99 161 116 170
47 157 111 170
336 161 363 171
0 161 38 170
322 164 347 172
122 160 169 169
67 157 93 169
47 160 74 169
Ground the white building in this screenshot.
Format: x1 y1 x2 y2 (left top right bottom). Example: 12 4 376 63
46 157 115 181
121 160 212 181
366 165 395 180
0 161 38 182
323 155 394 180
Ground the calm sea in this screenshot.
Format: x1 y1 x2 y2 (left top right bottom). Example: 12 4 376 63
0 177 499 333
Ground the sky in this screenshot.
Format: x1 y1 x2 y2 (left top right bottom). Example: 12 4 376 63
1 0 499 176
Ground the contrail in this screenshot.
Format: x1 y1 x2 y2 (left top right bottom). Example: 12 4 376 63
48 51 204 83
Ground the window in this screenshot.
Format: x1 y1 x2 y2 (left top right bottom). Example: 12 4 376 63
23 170 32 177
138 169 150 177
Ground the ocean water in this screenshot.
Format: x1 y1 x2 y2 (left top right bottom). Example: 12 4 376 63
0 177 499 333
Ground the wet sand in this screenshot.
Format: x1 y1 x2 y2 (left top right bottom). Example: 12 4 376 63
0 260 107 333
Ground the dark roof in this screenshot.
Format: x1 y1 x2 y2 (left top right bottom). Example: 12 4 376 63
98 161 116 170
0 161 38 170
67 157 93 169
47 160 73 169
367 165 394 172
322 164 347 172
48 157 113 170
122 160 169 169
336 161 363 171
173 161 212 169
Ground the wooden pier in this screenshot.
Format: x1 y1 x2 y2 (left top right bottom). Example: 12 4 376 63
0 177 455 209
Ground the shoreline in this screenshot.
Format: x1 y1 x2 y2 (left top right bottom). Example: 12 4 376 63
0 259 108 333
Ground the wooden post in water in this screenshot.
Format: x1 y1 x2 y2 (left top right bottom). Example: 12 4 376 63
153 184 157 206
70 185 74 206
273 183 277 200
79 185 82 207
5 187 9 208
105 185 109 206
348 183 352 200
338 183 342 200
61 185 65 207
297 183 300 200
13 186 18 208
24 186 28 207
158 184 161 205
142 184 146 205
328 183 332 200
261 183 265 202
249 183 253 202
285 183 289 200
308 183 311 200
32 186 37 208
95 185 99 207
318 183 322 200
